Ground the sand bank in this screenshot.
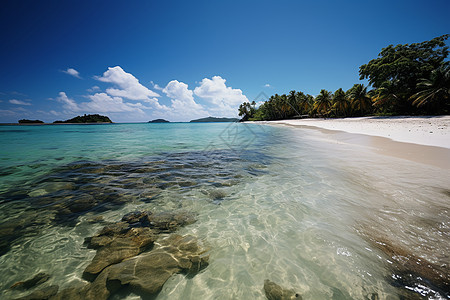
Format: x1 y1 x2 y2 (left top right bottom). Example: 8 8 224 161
259 116 450 169
267 116 450 149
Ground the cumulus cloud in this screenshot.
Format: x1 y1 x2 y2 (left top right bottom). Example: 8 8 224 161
163 80 194 103
62 68 81 79
97 66 160 100
162 80 207 119
55 91 146 114
150 81 163 91
9 99 32 106
194 76 247 116
87 86 100 92
84 93 142 113
49 67 248 122
56 92 80 112
264 83 271 88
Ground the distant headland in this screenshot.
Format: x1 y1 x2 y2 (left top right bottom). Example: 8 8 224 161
53 114 112 124
18 119 44 124
148 119 170 123
189 117 239 123
10 114 113 125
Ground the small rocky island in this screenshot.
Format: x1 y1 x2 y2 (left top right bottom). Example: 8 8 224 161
53 114 112 124
189 116 239 122
18 119 44 124
148 119 170 123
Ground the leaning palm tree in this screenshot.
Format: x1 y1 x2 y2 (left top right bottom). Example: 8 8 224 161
373 80 400 110
348 84 372 116
314 89 333 117
296 92 312 115
410 64 450 109
332 88 349 117
287 90 300 116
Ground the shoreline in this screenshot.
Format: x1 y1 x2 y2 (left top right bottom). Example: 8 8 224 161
253 116 450 169
0 122 114 125
262 116 450 149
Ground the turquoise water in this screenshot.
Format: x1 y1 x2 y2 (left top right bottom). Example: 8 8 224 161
0 123 449 299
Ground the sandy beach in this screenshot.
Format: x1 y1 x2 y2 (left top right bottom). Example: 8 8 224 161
259 116 450 169
268 116 450 149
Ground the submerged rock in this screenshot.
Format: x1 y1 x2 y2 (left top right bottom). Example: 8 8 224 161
83 210 196 278
10 273 50 290
53 234 208 300
362 233 449 298
83 224 156 277
105 234 209 296
15 285 59 300
263 280 301 300
148 211 196 232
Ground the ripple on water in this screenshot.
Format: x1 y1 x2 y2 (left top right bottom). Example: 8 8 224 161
1 125 449 299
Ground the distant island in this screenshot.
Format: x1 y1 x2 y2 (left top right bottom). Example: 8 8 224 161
148 119 170 123
18 119 44 124
189 117 239 123
53 114 112 124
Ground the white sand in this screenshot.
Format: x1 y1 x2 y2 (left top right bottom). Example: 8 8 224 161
267 116 450 149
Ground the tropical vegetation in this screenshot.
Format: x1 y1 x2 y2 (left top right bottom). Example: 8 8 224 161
53 114 112 123
239 35 450 121
18 119 44 124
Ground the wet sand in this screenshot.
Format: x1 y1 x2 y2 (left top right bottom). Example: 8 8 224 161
261 116 450 169
268 116 450 148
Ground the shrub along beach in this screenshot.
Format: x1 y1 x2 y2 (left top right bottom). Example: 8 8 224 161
238 35 449 121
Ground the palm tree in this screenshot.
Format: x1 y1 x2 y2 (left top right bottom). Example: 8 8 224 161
287 90 300 116
295 92 311 115
314 89 333 117
373 80 400 110
348 84 372 116
332 88 349 117
410 64 450 110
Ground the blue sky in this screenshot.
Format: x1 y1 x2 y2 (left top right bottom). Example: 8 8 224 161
0 0 449 122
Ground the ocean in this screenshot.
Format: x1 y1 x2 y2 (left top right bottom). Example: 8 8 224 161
0 122 448 299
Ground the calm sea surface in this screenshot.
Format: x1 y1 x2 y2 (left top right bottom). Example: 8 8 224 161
0 123 449 299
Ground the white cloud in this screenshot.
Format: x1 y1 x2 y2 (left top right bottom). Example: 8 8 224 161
162 80 207 119
264 83 271 88
46 68 248 122
84 93 142 113
194 76 247 116
56 92 80 112
62 68 81 79
150 81 163 91
55 91 145 115
9 99 32 106
163 80 194 103
87 85 100 92
97 66 160 100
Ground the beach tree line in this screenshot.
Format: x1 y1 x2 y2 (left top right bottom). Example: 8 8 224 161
238 35 450 121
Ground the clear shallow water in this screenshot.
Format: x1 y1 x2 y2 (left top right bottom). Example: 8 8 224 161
0 123 449 299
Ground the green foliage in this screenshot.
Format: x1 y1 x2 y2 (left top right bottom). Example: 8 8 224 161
238 101 257 121
332 88 349 117
189 117 239 122
347 84 373 116
313 90 333 117
359 34 449 114
18 119 44 124
359 35 449 89
409 63 450 114
53 114 112 123
238 36 450 120
149 119 170 123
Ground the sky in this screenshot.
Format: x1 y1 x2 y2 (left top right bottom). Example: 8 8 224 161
0 0 449 123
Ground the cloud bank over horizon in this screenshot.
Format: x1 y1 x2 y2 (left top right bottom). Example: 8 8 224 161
45 66 247 122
